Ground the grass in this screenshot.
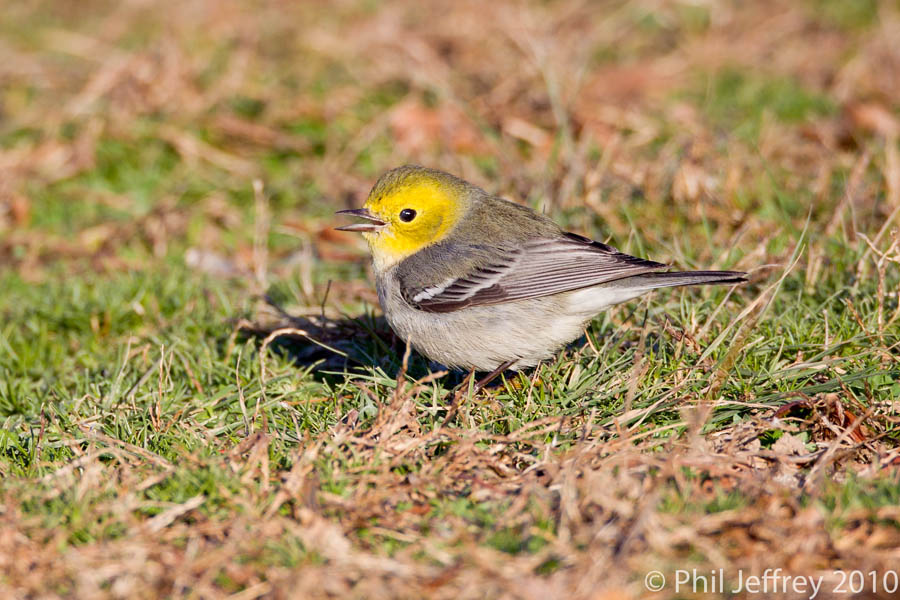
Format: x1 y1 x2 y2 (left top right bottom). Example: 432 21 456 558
1 0 900 598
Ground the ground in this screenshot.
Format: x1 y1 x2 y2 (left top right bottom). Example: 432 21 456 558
1 1 899 598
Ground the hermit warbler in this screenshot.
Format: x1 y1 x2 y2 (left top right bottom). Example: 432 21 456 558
337 165 746 371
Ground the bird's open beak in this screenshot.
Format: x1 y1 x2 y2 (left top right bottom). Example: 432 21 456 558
334 208 386 232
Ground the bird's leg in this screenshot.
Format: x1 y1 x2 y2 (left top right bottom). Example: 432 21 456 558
440 360 516 427
440 368 475 426
472 359 517 393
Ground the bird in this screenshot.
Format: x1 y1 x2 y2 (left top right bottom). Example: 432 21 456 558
336 165 746 372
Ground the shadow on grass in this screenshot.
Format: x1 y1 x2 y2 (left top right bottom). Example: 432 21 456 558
236 296 454 384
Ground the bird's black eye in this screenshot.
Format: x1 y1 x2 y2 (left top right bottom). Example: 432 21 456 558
399 208 417 222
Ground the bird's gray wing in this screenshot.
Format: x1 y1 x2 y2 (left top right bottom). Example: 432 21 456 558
396 232 667 313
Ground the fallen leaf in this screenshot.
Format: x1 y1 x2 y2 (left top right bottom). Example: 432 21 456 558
389 99 486 154
846 102 900 138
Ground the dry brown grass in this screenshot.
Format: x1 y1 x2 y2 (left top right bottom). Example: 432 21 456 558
3 381 899 599
2 1 900 598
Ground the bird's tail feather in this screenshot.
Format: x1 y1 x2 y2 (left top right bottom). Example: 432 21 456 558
605 270 747 291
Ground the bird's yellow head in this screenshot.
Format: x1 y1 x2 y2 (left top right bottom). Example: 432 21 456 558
336 165 469 270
